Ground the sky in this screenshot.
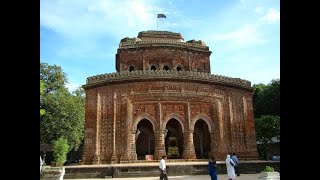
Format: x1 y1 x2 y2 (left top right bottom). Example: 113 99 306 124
40 0 280 92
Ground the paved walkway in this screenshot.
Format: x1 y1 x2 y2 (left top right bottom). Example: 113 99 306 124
65 173 262 180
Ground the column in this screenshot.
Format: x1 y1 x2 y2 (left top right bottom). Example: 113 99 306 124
111 92 118 163
214 98 226 160
244 96 259 159
93 93 101 164
120 96 131 163
209 131 217 158
154 130 166 160
182 102 196 159
182 130 196 159
130 130 137 161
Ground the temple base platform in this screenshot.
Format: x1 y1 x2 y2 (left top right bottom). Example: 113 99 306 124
63 160 280 179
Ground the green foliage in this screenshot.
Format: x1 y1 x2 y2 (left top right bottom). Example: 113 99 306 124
40 88 85 150
40 62 85 151
264 166 275 172
40 62 68 93
40 80 45 116
53 137 70 166
253 79 280 160
255 115 280 144
255 115 280 159
253 79 280 118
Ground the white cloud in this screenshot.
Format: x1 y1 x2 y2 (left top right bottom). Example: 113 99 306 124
259 8 280 24
210 24 266 47
40 0 162 40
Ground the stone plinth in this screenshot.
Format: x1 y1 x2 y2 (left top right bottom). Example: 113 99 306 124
258 171 280 180
41 166 65 180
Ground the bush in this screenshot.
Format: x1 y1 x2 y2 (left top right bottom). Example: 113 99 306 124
53 137 70 166
264 166 275 172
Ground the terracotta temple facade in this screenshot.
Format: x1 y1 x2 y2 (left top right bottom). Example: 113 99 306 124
81 30 259 164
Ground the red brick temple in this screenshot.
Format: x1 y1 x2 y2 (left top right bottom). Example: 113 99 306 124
81 30 258 164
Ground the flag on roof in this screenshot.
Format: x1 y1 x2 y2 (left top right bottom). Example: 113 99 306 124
157 14 166 18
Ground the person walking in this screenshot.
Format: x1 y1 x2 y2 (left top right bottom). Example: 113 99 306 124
231 153 240 176
226 154 236 180
40 155 43 175
159 155 168 180
208 156 218 180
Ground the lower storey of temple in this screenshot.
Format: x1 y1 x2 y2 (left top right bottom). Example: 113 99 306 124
82 116 258 164
81 80 259 164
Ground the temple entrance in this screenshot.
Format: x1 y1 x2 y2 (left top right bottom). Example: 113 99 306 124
136 119 155 160
193 119 211 159
165 118 184 159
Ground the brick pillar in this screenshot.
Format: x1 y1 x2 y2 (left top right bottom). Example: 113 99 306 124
214 98 227 160
82 90 99 165
154 130 166 160
182 101 196 159
120 96 132 163
209 131 218 158
154 102 165 160
182 130 196 159
93 93 101 164
244 96 259 160
130 131 137 161
111 92 118 163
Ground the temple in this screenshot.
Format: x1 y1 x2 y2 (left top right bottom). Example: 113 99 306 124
81 30 259 164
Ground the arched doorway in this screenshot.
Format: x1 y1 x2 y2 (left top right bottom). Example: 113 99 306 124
136 119 155 160
165 118 184 159
193 119 211 159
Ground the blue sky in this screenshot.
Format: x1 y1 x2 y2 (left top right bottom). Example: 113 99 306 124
40 0 280 92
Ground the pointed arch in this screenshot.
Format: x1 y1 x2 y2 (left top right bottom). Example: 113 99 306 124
132 113 156 132
191 114 212 132
162 113 185 133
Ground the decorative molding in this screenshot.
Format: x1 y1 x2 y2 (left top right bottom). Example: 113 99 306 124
85 70 252 90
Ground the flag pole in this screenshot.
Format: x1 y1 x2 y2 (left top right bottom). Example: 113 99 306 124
156 14 166 30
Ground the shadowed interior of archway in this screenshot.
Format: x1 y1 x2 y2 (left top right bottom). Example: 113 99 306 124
165 118 184 159
136 119 154 160
193 119 211 159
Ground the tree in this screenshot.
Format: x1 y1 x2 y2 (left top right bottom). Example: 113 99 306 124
40 62 85 151
40 88 85 150
40 62 68 93
253 79 280 118
263 79 280 117
252 83 266 118
255 115 280 159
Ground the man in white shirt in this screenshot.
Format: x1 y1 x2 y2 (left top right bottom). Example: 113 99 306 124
159 155 168 180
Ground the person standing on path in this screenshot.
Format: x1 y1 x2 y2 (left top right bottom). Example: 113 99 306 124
231 153 240 176
159 155 168 180
208 156 218 180
226 154 236 180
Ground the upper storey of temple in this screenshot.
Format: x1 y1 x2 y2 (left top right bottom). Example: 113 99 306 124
84 30 252 90
116 30 212 73
137 30 184 42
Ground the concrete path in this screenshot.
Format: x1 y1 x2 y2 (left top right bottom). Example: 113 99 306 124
65 173 263 180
